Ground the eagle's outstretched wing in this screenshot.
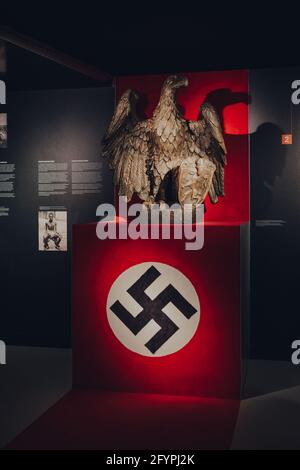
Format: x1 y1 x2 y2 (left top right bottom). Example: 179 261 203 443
189 102 227 203
114 121 151 201
200 102 227 157
102 89 151 201
102 89 138 165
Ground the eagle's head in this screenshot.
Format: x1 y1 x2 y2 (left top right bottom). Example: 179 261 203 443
131 89 139 102
161 75 189 96
121 89 139 107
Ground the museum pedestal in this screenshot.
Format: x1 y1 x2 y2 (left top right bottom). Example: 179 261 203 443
73 221 246 400
7 220 248 449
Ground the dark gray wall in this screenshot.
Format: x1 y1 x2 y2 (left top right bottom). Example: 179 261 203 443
250 68 300 360
0 87 114 347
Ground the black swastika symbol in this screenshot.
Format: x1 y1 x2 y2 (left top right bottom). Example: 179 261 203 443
110 266 197 354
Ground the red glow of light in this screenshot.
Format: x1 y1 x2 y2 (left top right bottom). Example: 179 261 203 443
116 70 249 224
73 223 241 400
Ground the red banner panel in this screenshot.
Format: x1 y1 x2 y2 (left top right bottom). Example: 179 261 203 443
116 70 249 224
73 223 242 400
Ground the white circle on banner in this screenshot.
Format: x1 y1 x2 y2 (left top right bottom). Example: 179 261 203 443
106 262 200 357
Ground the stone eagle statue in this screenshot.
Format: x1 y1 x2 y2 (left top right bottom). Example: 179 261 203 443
102 75 227 208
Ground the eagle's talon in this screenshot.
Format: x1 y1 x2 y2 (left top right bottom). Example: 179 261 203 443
159 200 167 209
143 197 155 208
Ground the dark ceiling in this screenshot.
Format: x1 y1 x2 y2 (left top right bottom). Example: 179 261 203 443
1 10 299 79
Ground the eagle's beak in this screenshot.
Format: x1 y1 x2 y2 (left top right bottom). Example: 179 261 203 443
176 76 189 88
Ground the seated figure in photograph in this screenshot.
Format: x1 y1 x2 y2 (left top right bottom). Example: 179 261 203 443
43 212 62 250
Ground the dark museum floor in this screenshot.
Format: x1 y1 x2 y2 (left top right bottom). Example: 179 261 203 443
0 346 300 449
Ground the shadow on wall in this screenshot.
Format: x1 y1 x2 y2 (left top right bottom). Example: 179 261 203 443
120 86 251 220
250 123 287 219
203 88 250 130
249 122 297 362
131 87 250 134
202 88 250 217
